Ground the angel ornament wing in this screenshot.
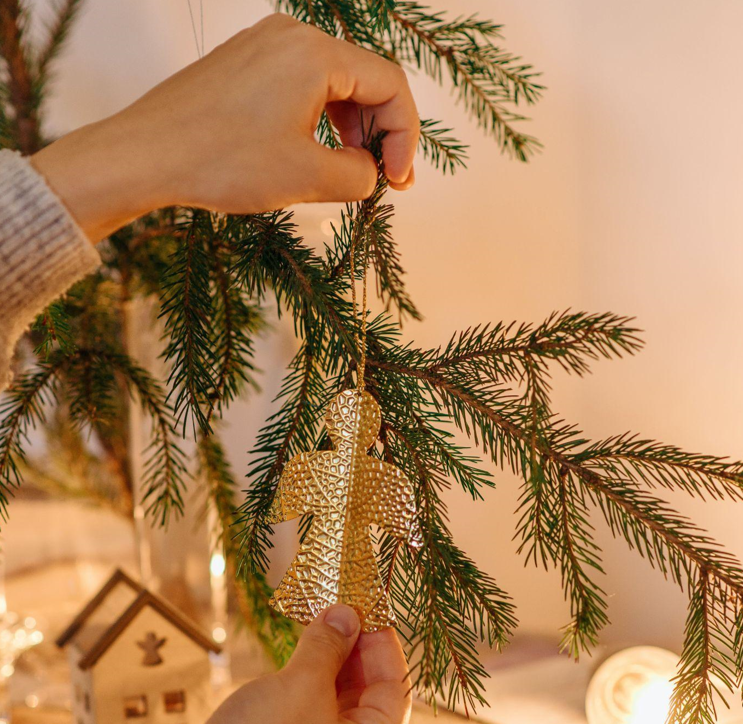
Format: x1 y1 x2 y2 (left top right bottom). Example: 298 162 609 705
267 389 422 632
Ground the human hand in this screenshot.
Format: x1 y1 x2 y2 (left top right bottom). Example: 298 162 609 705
208 604 412 724
31 13 419 243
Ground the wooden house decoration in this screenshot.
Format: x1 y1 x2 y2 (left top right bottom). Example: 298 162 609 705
57 569 221 724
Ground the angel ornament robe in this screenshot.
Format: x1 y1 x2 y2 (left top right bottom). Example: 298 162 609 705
267 389 422 632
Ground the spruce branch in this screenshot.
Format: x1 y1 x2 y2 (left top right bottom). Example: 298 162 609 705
0 356 62 517
0 347 185 526
392 526 516 712
368 0 395 32
358 315 743 715
374 366 514 710
555 468 609 658
80 350 188 526
63 348 117 426
0 0 41 153
33 300 76 358
399 542 490 714
669 570 740 723
388 1 543 160
577 435 743 503
21 453 130 515
36 0 84 86
373 367 494 502
19 403 133 516
387 419 514 649
328 194 421 321
372 351 743 590
408 414 494 500
325 0 359 44
159 212 218 436
427 311 643 381
206 228 262 424
198 435 298 666
587 475 743 594
236 341 328 574
366 203 420 321
418 118 469 175
232 210 354 353
316 110 341 149
380 417 491 714
513 353 554 570
277 0 384 50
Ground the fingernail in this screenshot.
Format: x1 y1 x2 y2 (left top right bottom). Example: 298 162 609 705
389 166 415 190
324 605 360 637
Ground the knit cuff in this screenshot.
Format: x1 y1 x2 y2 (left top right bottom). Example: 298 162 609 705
0 149 100 386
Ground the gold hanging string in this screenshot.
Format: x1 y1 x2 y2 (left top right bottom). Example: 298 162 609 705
349 235 369 392
186 0 205 58
348 108 374 392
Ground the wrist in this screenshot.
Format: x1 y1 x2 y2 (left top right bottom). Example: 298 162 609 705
31 115 171 244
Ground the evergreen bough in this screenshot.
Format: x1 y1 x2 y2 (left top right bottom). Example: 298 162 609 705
1 0 742 719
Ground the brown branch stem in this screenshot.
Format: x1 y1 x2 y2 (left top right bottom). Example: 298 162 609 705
0 0 41 153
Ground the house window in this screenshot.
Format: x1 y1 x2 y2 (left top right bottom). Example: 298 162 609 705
123 695 148 718
164 690 186 713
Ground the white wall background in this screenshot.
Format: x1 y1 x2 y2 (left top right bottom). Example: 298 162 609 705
40 0 743 653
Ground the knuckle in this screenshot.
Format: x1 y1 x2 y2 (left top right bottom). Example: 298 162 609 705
278 23 328 72
295 25 328 57
249 13 303 43
393 61 408 83
263 12 300 28
313 39 335 65
231 27 252 42
377 56 408 87
306 627 347 662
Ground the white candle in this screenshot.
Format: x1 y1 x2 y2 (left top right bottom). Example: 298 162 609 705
585 646 678 724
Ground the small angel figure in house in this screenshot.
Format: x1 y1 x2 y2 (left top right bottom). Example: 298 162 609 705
57 569 221 724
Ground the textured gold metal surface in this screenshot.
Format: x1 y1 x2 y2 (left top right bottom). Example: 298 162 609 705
268 389 421 632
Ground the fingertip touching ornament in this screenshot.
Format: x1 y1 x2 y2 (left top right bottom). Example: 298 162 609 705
267 389 421 632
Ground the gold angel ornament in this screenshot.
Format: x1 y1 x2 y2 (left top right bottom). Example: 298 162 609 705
267 389 422 632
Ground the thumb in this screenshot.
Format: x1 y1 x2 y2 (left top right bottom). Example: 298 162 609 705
302 144 379 203
284 605 361 684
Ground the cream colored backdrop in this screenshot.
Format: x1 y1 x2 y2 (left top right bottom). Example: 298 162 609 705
41 0 743 652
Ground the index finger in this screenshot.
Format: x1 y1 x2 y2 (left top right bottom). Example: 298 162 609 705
323 37 420 186
341 629 412 724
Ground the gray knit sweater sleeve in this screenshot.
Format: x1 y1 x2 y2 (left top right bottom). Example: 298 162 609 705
0 149 100 391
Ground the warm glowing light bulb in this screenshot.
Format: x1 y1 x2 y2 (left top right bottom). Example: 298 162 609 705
210 553 226 577
586 646 679 724
320 218 336 237
0 664 14 678
628 678 673 724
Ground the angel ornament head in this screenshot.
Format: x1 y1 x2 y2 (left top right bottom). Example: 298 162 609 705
267 389 422 632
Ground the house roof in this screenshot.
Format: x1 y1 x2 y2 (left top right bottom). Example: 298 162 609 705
56 569 221 670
